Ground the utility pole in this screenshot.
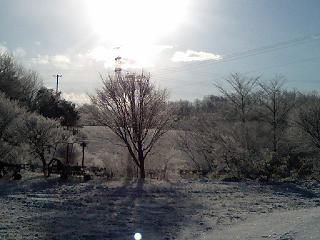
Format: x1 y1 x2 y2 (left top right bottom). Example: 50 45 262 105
53 74 62 94
80 141 87 169
66 143 69 166
114 56 122 77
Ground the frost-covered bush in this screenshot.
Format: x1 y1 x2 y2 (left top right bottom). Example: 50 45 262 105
0 93 27 164
0 52 41 107
20 114 70 176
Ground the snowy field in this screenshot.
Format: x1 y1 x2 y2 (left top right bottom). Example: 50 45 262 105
1 172 320 240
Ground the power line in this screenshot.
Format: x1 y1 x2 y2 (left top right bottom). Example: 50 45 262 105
156 54 320 89
152 33 320 77
154 33 320 75
17 33 320 80
13 32 320 90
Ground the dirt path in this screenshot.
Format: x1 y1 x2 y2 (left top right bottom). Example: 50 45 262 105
203 207 320 240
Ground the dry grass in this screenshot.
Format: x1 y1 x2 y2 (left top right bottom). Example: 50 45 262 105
78 126 187 178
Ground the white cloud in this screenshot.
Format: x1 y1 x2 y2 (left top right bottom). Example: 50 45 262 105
13 47 26 58
31 54 71 69
28 43 172 71
87 44 173 68
171 50 222 62
88 46 111 62
51 55 71 68
71 53 95 68
31 54 50 65
62 92 91 105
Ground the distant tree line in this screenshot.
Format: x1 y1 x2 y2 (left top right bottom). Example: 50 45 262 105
172 73 320 181
2 51 319 181
0 52 79 177
78 72 320 181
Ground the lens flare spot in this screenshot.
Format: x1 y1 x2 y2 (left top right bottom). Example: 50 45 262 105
134 232 142 240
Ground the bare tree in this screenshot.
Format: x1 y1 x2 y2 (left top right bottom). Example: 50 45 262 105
214 73 259 150
296 96 320 150
214 73 259 124
178 114 220 172
90 73 171 178
258 76 296 152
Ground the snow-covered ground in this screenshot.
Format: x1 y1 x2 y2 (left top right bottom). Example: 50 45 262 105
204 207 320 240
1 172 320 240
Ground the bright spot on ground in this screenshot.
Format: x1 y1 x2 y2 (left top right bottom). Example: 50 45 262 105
134 232 142 240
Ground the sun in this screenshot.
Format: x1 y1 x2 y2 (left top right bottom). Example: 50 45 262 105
83 0 189 68
84 0 189 45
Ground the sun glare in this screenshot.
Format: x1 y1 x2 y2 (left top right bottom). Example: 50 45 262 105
83 0 189 68
85 0 189 44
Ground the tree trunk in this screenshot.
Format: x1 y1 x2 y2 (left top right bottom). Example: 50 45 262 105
272 94 277 152
273 128 277 152
42 160 48 177
138 149 145 179
47 164 51 177
139 163 145 178
136 138 146 179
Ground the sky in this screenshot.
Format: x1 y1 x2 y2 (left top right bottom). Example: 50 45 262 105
0 0 320 104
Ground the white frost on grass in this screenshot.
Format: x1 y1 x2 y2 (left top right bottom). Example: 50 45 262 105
0 172 319 240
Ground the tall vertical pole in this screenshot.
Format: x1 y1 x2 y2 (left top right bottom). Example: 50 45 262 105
66 143 69 165
81 142 86 168
53 74 62 94
114 56 122 79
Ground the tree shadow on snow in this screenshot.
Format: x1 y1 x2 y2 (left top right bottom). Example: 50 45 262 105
238 181 319 199
27 179 200 240
262 181 319 198
0 175 61 197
